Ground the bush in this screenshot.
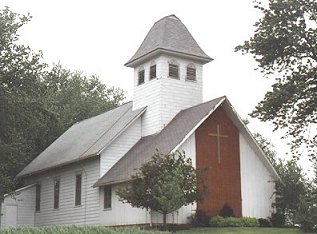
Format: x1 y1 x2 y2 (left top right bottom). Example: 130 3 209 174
209 216 260 227
270 212 285 227
258 218 272 227
190 210 210 227
294 196 317 232
219 203 234 217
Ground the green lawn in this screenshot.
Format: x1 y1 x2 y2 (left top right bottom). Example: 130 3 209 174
0 226 308 234
177 227 303 234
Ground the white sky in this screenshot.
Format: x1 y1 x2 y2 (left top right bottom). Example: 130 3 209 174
1 0 312 173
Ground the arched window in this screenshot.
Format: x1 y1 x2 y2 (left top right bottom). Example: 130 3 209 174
149 61 156 80
138 67 145 85
168 60 179 79
186 63 196 81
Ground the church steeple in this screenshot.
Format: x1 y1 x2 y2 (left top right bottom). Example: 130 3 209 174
127 15 212 136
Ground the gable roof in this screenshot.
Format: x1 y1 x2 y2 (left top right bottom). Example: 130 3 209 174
125 15 212 67
17 102 146 178
94 96 225 187
94 96 280 187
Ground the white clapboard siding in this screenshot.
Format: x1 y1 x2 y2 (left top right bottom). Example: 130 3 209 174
100 133 197 226
26 158 100 226
152 133 197 225
239 133 275 218
133 55 203 136
100 117 141 177
154 132 197 224
160 55 203 131
151 133 197 224
133 63 162 136
151 203 194 225
100 185 150 226
1 185 36 227
177 132 196 168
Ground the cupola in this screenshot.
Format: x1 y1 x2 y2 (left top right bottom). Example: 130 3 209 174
126 15 212 136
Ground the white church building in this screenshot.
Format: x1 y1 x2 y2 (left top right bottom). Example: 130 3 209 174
1 15 279 228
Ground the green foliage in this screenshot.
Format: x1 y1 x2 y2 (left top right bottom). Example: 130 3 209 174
294 196 317 232
294 161 317 232
236 0 317 159
253 133 314 228
117 151 199 226
270 212 286 227
219 203 234 218
258 218 272 227
0 226 166 234
273 160 308 226
0 6 47 199
0 7 125 199
253 132 277 167
209 216 259 228
42 64 124 134
190 210 210 227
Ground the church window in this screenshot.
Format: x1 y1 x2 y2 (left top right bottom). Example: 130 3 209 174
54 179 60 209
138 68 145 85
186 64 196 81
104 186 112 209
35 184 41 212
75 174 82 206
168 61 179 79
149 64 156 80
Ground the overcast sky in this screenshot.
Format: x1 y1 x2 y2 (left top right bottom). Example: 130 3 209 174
1 0 311 172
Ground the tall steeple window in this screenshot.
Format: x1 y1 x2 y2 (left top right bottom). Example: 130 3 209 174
138 67 145 85
168 60 179 79
149 64 156 80
186 64 196 81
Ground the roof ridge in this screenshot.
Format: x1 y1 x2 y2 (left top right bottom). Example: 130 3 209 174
178 96 226 114
78 103 133 158
94 96 226 187
77 101 132 125
161 15 169 49
96 106 147 156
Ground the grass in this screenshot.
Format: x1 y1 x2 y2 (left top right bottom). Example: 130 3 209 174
0 226 165 234
0 226 307 234
177 227 303 234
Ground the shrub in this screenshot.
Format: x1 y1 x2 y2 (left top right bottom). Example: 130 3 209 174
270 212 285 227
219 203 234 217
258 218 272 227
209 216 226 227
190 210 210 227
209 216 260 227
294 196 317 232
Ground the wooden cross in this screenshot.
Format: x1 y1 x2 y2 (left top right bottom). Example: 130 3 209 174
208 124 228 164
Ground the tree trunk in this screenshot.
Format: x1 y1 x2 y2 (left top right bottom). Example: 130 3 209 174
163 212 167 227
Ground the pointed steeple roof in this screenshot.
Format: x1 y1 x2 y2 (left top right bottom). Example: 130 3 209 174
125 15 212 67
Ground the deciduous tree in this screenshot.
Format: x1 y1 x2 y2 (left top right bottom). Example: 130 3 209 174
254 132 308 226
0 6 47 199
117 151 199 226
0 7 125 199
42 64 124 137
236 0 317 159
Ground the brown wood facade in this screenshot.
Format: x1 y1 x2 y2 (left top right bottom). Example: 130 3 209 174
195 106 242 217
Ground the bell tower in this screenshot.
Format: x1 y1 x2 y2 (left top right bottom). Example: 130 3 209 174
125 15 212 136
